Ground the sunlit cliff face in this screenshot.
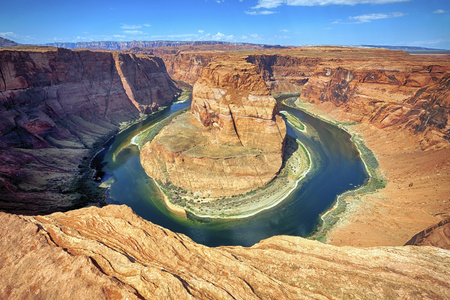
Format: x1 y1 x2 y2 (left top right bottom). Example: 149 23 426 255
140 59 286 198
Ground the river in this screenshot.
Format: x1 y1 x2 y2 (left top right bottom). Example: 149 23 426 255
93 98 369 247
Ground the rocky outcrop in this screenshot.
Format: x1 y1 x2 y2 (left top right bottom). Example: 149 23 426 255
141 58 286 197
405 218 450 249
246 54 319 94
155 46 449 150
156 50 216 85
300 48 450 150
0 48 179 214
1 205 449 299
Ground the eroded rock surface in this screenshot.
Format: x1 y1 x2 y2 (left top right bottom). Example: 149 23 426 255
405 218 450 249
1 205 449 299
0 47 179 214
141 58 286 197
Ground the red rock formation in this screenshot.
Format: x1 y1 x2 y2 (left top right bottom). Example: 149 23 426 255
1 46 450 299
191 59 285 151
300 49 450 150
154 46 449 150
405 218 450 249
1 205 449 299
141 58 286 197
246 54 319 94
0 48 179 213
156 50 216 85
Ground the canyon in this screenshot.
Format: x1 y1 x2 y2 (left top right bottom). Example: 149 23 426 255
0 44 449 298
0 47 180 214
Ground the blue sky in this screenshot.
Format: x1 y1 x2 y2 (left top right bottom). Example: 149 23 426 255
1 0 449 48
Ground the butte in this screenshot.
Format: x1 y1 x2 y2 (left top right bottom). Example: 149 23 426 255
140 58 287 206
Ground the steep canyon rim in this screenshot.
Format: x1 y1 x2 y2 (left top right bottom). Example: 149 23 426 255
0 45 449 298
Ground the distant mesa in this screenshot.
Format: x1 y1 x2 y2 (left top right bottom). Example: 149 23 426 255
140 58 287 200
41 40 286 51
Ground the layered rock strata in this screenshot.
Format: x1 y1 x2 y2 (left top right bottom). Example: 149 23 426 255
1 205 449 299
141 59 286 198
0 47 179 214
155 46 449 150
290 48 450 150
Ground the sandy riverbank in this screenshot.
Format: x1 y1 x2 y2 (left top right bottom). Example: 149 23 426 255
291 99 450 247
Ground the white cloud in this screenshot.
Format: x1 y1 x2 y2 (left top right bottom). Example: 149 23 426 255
0 32 17 38
124 30 144 34
433 9 448 14
121 24 142 29
212 32 235 41
121 24 151 30
253 0 283 9
245 10 277 15
150 31 262 43
113 35 126 38
76 36 92 40
349 12 405 23
253 0 409 9
151 33 199 40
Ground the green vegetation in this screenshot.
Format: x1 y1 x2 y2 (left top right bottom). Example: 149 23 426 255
277 93 386 243
134 108 190 148
153 134 311 220
280 111 306 132
175 89 192 102
313 201 348 243
67 139 112 209
309 123 386 243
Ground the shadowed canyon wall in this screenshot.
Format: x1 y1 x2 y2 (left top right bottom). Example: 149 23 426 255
0 48 179 214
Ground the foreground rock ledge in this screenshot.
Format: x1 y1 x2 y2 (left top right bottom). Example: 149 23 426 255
1 205 449 299
141 58 286 198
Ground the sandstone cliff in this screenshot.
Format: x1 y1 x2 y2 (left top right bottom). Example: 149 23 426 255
141 58 286 198
246 54 318 94
156 50 216 85
155 47 449 150
405 218 450 249
299 48 450 150
0 47 179 214
1 205 449 299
